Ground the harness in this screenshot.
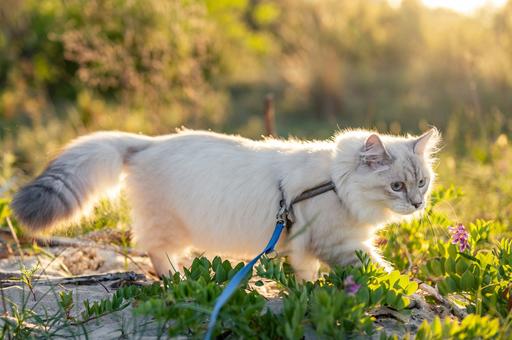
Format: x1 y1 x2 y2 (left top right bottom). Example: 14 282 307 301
205 180 337 339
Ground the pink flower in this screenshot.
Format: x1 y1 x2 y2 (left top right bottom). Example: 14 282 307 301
344 275 361 295
448 224 470 252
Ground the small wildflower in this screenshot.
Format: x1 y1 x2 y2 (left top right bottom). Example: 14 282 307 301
344 275 361 295
448 224 470 252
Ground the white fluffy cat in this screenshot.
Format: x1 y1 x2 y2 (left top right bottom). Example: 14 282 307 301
12 128 440 280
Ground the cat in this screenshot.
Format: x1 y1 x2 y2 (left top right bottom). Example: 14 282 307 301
11 128 440 281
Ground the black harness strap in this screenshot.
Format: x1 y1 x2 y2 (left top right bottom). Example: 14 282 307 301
291 181 336 206
279 180 337 229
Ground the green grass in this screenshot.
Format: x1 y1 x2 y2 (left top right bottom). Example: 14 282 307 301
1 146 512 339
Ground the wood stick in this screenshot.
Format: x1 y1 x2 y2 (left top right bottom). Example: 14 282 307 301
0 229 146 257
0 271 147 287
6 218 23 261
263 94 276 137
414 279 468 319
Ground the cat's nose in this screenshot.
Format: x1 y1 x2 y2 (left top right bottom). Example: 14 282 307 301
411 201 423 209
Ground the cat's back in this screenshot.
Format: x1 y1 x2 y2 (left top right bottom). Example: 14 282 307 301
126 129 333 189
127 130 284 182
153 129 265 154
140 129 305 163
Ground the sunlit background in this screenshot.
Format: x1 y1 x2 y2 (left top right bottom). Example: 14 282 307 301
1 0 512 176
420 0 507 13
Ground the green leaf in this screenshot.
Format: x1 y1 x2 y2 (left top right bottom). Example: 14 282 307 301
406 281 419 296
358 286 370 304
446 276 458 292
448 244 458 258
446 258 456 274
385 290 397 306
460 270 475 292
388 270 401 286
430 260 442 276
455 258 468 274
371 286 384 304
432 316 442 336
459 252 480 264
214 262 227 283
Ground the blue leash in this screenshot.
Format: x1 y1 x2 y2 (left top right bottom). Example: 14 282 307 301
204 220 286 339
204 180 336 339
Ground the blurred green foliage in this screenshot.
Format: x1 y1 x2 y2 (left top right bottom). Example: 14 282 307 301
2 0 512 169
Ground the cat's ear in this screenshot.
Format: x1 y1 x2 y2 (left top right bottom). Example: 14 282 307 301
413 128 440 156
361 134 391 170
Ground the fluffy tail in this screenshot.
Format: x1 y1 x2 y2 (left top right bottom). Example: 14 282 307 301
11 131 153 232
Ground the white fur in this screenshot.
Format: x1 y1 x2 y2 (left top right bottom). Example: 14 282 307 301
15 128 440 280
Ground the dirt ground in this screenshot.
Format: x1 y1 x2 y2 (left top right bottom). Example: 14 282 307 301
0 229 444 339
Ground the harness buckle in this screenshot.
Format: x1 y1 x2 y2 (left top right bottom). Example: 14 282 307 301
276 200 288 224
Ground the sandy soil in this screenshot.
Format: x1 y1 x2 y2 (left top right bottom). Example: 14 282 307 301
0 230 442 339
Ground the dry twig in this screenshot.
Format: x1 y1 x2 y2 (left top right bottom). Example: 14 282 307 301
0 271 147 288
414 279 468 319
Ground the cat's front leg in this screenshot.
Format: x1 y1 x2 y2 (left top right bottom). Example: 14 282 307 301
328 242 393 273
148 250 192 278
288 250 320 282
287 237 320 282
362 242 394 273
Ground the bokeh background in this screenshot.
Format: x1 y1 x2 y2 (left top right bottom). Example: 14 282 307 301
2 0 512 224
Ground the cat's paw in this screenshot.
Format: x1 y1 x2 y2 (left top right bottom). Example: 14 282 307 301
294 269 319 283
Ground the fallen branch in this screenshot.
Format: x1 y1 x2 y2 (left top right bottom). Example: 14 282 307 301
1 271 147 288
263 93 276 137
414 279 468 319
0 229 146 257
371 306 410 323
0 315 48 332
6 218 23 261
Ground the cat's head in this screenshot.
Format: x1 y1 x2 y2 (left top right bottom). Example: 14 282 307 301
334 128 441 221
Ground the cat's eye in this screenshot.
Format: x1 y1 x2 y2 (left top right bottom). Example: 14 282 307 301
418 178 427 188
390 181 405 192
